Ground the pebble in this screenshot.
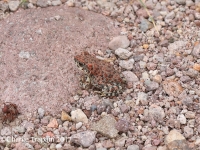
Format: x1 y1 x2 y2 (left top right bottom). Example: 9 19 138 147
108 36 130 50
144 80 159 91
36 0 48 7
176 0 186 5
165 130 189 150
47 118 58 128
70 131 96 148
115 137 126 147
168 41 187 51
140 18 153 32
139 61 147 69
185 111 195 119
115 118 129 132
119 60 134 70
76 122 83 129
19 51 30 59
52 0 62 6
55 144 62 149
71 109 88 123
115 48 133 59
184 126 193 138
127 144 140 150
122 71 139 82
8 1 19 12
38 108 45 118
1 127 11 136
149 105 165 121
192 44 200 58
61 110 72 121
177 114 187 124
162 80 183 97
91 115 118 138
136 92 148 105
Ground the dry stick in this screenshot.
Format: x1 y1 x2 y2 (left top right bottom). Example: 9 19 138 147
137 0 159 34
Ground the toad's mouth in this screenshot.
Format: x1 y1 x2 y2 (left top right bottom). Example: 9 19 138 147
74 59 89 73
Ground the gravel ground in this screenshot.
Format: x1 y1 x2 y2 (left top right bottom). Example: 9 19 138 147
1 0 200 150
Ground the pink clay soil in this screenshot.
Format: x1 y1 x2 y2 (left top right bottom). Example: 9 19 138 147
0 6 120 115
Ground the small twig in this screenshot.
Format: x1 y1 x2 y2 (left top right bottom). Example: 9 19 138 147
137 0 159 34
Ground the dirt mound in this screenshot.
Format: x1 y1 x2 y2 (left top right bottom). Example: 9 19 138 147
0 6 119 114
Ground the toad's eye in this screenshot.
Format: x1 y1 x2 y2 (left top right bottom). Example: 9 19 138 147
87 64 93 70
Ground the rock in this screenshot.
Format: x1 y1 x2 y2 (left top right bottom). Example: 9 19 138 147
153 75 162 83
70 131 96 148
38 108 45 118
142 145 157 150
0 2 9 12
165 11 175 20
180 96 193 106
157 146 167 150
185 68 199 78
144 80 159 91
56 144 62 149
71 109 88 123
165 130 190 150
115 118 129 132
136 8 148 18
193 63 200 71
109 36 130 50
13 126 26 134
194 12 200 20
119 104 130 113
180 76 192 83
22 121 34 131
52 0 62 6
36 0 48 7
8 1 19 12
176 0 186 5
139 61 147 69
149 105 165 121
61 110 72 121
162 80 183 97
184 126 193 138
19 51 30 59
91 115 118 138
122 71 139 82
27 3 35 9
195 138 200 145
102 140 114 148
146 62 157 70
192 44 200 58
186 0 194 6
47 118 58 128
127 144 140 150
14 142 29 150
168 41 187 51
66 0 75 7
76 122 83 130
115 137 127 147
136 92 148 105
1 127 11 136
177 114 186 124
185 111 195 119
140 18 153 32
145 0 155 9
115 48 133 59
119 60 134 70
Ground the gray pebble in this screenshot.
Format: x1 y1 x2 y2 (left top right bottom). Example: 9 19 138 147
38 108 45 118
8 1 19 12
127 145 140 150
